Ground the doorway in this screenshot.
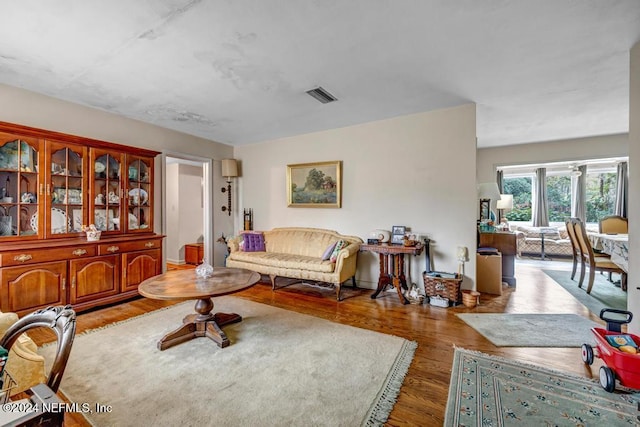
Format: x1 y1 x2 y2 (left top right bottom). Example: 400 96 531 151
161 153 213 269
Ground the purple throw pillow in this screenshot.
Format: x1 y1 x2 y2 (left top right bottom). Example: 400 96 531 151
243 233 265 252
321 242 337 261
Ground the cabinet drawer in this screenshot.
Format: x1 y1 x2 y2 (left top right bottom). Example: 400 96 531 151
1 245 96 266
98 238 162 255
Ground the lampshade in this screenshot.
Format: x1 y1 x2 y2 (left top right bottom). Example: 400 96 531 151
221 159 238 178
477 182 501 200
496 194 514 210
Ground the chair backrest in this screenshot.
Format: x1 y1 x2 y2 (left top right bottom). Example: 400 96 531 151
0 305 76 392
564 218 579 257
570 217 595 264
599 215 628 234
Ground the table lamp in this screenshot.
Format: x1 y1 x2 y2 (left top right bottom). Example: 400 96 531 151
496 194 514 225
477 182 501 221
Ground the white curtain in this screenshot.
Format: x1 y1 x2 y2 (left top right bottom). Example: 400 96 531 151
532 168 549 227
615 161 628 217
571 165 587 223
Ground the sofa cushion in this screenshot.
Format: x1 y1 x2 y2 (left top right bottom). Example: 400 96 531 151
264 229 344 258
228 251 336 273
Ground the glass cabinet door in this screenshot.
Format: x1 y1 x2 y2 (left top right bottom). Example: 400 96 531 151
47 143 86 236
125 156 152 232
0 133 41 239
92 150 123 233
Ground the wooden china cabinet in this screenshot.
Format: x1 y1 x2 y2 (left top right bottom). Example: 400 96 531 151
0 121 163 316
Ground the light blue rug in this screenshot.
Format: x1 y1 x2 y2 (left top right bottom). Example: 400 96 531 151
456 313 598 347
543 269 627 316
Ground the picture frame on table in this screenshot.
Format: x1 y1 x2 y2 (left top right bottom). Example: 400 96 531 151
391 225 406 236
287 160 342 208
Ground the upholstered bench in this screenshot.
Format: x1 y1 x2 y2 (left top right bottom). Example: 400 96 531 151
226 227 362 300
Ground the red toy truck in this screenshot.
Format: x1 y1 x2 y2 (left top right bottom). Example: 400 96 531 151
582 308 640 392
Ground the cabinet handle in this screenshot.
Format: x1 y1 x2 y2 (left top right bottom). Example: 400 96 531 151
62 278 66 290
107 245 120 253
72 249 87 256
39 183 44 196
46 184 51 196
145 242 154 248
13 254 33 263
71 278 76 288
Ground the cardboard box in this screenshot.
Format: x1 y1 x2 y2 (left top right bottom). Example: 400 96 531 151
476 252 503 295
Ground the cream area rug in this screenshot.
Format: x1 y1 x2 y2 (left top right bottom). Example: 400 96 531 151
41 297 416 426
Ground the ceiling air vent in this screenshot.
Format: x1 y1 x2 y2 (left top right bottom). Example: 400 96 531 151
306 86 337 104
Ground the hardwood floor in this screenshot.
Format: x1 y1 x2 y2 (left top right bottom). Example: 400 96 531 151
28 260 611 426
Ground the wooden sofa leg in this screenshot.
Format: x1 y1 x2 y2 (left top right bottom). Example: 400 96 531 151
351 276 357 288
269 274 277 290
335 283 342 301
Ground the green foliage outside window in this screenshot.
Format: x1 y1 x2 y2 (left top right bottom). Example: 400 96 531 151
503 177 532 221
547 175 571 222
501 171 617 223
585 172 616 222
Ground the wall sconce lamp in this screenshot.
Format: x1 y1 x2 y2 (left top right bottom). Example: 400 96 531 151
221 159 238 216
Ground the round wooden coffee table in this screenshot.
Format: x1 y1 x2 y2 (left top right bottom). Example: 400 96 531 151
139 267 260 350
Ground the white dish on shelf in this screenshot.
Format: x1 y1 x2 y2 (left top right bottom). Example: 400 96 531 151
95 161 106 173
129 188 148 205
31 207 72 233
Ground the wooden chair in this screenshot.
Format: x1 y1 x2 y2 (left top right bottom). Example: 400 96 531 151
599 215 628 234
564 218 581 280
0 306 76 426
570 218 626 294
598 215 628 282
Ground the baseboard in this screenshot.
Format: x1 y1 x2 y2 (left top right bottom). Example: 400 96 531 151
167 258 185 265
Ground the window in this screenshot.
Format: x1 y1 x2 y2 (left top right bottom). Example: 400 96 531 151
546 175 571 222
585 171 616 222
503 176 532 221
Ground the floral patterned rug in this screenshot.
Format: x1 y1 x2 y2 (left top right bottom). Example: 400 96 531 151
445 348 639 426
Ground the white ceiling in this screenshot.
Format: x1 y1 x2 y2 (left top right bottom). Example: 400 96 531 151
1 1 639 148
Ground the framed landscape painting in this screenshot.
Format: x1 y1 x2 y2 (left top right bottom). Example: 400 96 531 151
287 161 342 208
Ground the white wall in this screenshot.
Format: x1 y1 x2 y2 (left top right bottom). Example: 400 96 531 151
166 163 181 263
178 164 204 256
477 134 628 184
164 163 204 263
628 42 639 334
0 83 235 267
235 104 478 290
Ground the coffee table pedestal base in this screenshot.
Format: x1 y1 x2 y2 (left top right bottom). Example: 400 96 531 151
157 298 242 350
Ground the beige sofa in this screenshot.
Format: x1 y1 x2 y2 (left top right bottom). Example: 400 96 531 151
0 311 46 396
512 225 573 257
226 227 363 300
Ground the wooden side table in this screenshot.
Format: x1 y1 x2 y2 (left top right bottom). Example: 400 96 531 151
361 243 424 304
185 243 204 265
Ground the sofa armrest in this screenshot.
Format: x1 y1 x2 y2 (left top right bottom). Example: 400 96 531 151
334 243 360 274
227 236 242 253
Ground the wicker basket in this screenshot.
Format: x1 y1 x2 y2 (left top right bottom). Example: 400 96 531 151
423 272 463 305
462 290 481 308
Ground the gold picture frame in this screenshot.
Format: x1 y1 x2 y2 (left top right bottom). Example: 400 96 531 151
287 161 342 208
